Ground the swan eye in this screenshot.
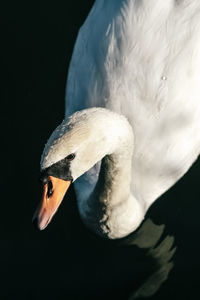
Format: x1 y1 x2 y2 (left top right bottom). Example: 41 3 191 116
47 180 53 198
66 153 75 161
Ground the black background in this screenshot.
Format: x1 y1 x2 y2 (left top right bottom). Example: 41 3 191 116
1 1 200 299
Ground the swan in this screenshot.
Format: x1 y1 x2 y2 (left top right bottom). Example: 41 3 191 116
33 0 200 239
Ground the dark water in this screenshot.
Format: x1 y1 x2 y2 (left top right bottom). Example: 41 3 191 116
1 1 200 299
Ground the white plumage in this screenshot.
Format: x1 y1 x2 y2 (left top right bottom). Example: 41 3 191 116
41 0 200 238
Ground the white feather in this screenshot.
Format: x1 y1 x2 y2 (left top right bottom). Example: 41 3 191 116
65 0 200 204
42 0 200 238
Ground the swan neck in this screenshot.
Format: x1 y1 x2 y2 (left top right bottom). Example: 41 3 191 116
84 124 143 239
93 151 133 207
91 115 134 209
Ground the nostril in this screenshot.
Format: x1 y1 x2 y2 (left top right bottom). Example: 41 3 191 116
47 180 53 198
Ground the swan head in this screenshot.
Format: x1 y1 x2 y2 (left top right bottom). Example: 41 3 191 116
33 108 129 230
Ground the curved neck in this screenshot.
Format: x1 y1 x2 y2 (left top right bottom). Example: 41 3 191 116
77 115 144 239
90 151 133 234
92 146 133 211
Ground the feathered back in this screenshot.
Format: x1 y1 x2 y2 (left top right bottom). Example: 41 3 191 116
65 0 200 208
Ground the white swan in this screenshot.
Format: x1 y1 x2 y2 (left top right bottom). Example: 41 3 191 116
33 0 200 239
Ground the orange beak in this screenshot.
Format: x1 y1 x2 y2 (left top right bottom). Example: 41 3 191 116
32 176 71 230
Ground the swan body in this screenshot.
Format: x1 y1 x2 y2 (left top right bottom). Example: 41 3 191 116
35 0 200 238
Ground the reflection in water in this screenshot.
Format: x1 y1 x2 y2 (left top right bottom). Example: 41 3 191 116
119 219 176 299
0 217 176 299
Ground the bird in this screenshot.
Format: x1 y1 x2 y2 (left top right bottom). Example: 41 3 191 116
33 0 200 239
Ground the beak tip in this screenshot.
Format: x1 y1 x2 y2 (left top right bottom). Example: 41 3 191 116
32 215 50 231
32 216 42 231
